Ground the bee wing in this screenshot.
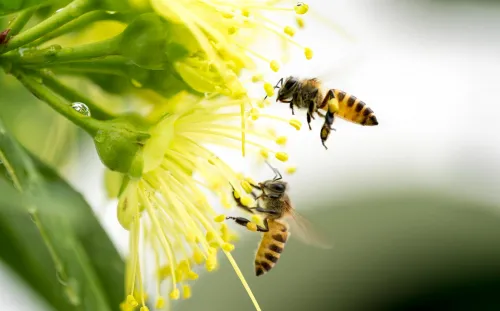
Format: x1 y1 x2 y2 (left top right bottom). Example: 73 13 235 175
285 208 333 249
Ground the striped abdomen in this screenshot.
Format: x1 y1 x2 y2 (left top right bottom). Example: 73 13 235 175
332 89 378 126
254 219 289 276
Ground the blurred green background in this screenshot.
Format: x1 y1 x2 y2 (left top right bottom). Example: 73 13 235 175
1 0 500 310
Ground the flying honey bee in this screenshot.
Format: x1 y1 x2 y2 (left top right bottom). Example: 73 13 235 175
265 76 379 149
226 162 330 276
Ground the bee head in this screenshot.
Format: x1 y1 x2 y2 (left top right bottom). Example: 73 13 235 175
277 76 299 102
260 180 288 196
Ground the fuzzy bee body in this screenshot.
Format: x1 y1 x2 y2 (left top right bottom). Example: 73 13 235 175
226 162 330 276
272 76 379 149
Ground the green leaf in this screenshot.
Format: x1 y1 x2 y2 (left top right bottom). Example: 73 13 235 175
0 1 55 16
0 117 125 311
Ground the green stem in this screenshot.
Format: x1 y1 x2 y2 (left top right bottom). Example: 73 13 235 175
11 68 102 137
0 0 94 54
28 10 132 48
7 7 37 39
22 56 133 77
2 35 120 64
35 69 116 120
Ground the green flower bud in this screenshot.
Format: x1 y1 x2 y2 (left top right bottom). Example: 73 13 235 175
93 116 150 178
118 13 188 70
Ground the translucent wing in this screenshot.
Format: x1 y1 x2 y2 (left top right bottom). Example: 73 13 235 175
284 207 332 249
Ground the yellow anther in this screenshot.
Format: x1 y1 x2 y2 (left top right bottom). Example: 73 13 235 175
157 265 171 279
276 152 289 162
240 196 254 207
289 119 302 130
140 307 150 311
228 26 237 35
126 295 138 307
183 285 192 299
206 231 215 242
242 8 250 17
270 60 280 72
284 26 296 37
286 166 297 174
296 16 305 28
252 74 263 82
260 149 269 159
175 269 185 283
222 242 235 252
305 47 313 60
264 99 271 106
170 288 180 300
264 82 275 97
246 222 258 232
214 214 226 222
155 297 165 309
193 249 205 265
241 180 253 194
222 11 234 18
236 172 245 180
251 215 261 224
187 270 199 280
257 100 266 108
221 194 232 209
233 189 241 199
206 251 218 271
209 241 220 249
245 177 257 186
276 136 287 145
250 107 260 120
295 2 309 14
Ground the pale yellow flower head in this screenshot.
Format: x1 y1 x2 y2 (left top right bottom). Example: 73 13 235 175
116 91 301 310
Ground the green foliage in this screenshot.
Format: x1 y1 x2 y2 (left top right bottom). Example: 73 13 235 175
0 118 125 311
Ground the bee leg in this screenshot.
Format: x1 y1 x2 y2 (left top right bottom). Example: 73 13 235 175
251 207 280 216
320 111 335 150
306 113 312 130
289 102 295 115
315 109 325 118
226 216 270 232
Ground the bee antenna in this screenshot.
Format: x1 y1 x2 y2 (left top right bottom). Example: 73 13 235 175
264 160 282 181
263 78 284 101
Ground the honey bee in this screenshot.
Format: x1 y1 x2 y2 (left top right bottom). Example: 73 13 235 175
227 162 330 276
265 76 378 149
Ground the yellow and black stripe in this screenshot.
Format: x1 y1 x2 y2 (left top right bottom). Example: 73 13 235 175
333 89 378 126
254 219 289 276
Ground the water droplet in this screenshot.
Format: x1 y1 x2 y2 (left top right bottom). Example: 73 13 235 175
71 102 91 117
130 79 142 88
106 11 117 15
18 47 28 57
46 44 62 55
55 8 64 13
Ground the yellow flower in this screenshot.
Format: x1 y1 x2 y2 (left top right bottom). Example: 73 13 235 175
150 0 314 97
112 1 314 310
116 91 301 310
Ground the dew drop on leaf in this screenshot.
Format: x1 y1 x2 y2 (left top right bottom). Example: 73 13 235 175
71 102 91 117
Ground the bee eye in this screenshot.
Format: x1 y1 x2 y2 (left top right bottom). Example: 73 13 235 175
271 183 286 192
284 78 296 89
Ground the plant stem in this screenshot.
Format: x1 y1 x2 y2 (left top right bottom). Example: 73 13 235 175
35 69 116 121
23 56 133 76
7 7 37 39
11 68 102 137
0 0 94 54
2 35 120 65
28 10 131 48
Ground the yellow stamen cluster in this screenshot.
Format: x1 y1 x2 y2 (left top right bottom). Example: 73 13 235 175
117 92 303 310
150 0 313 99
